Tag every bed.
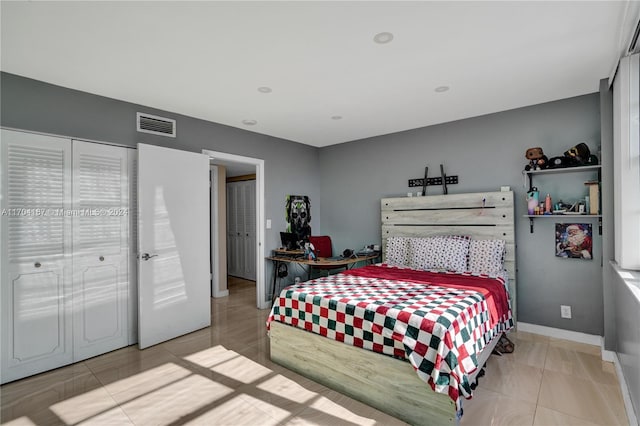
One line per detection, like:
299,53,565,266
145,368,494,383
267,191,515,425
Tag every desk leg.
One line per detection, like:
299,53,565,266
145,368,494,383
271,260,279,302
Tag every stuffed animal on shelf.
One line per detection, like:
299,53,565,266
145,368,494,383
548,142,599,169
524,147,548,171
563,142,591,167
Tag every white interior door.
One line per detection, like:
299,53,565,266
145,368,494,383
137,144,210,349
202,149,266,309
1,129,73,384
72,140,130,361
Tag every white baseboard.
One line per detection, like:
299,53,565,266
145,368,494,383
517,322,603,346
213,290,229,298
612,352,639,426
601,348,616,363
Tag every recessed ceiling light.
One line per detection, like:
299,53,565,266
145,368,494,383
242,119,257,126
257,86,272,93
331,116,343,120
373,32,394,44
434,86,450,93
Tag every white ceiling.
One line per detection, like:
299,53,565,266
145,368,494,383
1,1,637,148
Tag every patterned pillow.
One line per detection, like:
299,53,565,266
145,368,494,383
429,235,471,271
385,237,411,266
408,235,471,272
468,239,506,275
406,237,434,269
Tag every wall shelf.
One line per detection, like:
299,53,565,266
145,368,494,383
523,164,601,176
523,165,602,234
523,214,602,218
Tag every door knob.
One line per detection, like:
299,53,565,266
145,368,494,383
99,256,105,261
34,262,41,268
140,253,158,261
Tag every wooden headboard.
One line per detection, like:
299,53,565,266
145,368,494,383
381,191,516,324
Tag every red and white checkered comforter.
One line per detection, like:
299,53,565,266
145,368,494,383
267,264,513,409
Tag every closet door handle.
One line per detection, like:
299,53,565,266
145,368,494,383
140,253,158,261
34,262,41,268
99,256,105,262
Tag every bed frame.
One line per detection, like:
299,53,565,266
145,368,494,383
270,191,516,425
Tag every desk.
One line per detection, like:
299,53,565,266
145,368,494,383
267,253,379,302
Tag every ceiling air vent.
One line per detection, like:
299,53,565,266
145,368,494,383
137,112,176,137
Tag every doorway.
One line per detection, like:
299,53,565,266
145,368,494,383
203,149,266,310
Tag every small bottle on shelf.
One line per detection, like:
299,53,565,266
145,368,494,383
585,196,590,214
545,194,552,214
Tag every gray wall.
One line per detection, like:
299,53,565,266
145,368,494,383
1,72,321,304
319,94,604,335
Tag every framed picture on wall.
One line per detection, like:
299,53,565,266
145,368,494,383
285,195,311,246
555,223,592,260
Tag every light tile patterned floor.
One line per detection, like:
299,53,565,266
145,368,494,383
0,277,628,425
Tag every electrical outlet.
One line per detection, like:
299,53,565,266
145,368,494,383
560,305,572,319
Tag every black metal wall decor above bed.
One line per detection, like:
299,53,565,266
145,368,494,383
408,164,459,194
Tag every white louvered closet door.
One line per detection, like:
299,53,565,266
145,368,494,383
1,129,73,384
71,141,130,361
242,180,256,280
226,180,256,280
226,182,242,277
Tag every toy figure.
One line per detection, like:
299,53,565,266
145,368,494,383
524,147,548,171
304,242,316,261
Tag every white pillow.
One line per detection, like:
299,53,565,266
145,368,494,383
468,239,506,275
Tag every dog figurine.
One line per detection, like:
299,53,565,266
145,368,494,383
563,142,591,166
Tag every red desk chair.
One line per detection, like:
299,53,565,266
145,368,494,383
308,235,343,276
